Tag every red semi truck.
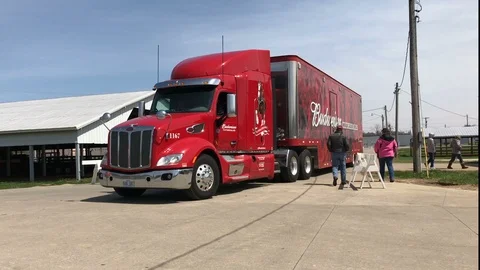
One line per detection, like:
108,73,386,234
98,49,362,200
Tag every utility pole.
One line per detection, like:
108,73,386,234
371,113,385,129
157,45,160,83
394,82,400,143
424,117,429,128
384,105,388,130
409,0,422,173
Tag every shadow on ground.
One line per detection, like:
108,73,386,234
80,167,340,204
465,161,478,168
81,181,272,204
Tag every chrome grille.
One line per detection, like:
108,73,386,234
110,126,154,169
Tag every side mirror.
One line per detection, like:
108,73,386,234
226,94,237,117
100,112,111,122
156,110,167,120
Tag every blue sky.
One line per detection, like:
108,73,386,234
0,0,478,131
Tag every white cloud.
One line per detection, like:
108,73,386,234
1,0,477,131
174,0,477,131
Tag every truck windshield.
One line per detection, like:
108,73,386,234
150,85,216,113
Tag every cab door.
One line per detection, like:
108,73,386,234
214,91,238,152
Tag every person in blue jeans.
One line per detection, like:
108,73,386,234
327,125,350,186
374,128,398,182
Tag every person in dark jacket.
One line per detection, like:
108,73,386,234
327,125,350,186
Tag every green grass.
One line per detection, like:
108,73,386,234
395,170,478,186
397,147,478,158
395,147,478,164
0,178,91,190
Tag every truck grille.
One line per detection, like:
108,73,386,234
109,126,154,169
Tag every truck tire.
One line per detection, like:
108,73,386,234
113,188,146,197
298,149,313,180
280,151,299,183
186,154,220,200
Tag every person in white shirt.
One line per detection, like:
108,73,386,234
426,133,436,169
448,136,468,169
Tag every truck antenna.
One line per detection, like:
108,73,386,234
221,35,224,86
157,44,160,83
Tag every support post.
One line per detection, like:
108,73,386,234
75,142,81,181
6,147,11,177
29,145,35,182
384,105,388,129
80,144,85,178
409,0,422,172
471,137,474,155
42,145,46,177
440,138,443,156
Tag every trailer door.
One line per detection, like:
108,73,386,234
329,91,338,132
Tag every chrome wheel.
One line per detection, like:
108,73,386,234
195,164,215,192
304,156,312,174
290,156,298,176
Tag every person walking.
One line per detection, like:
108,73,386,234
447,136,469,169
327,125,350,186
426,133,436,169
374,128,398,183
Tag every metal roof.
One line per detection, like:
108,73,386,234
424,126,478,138
0,91,154,134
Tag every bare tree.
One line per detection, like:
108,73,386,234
373,124,382,135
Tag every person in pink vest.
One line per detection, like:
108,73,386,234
374,128,398,182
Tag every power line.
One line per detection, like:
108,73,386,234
363,116,382,123
400,90,477,120
399,33,410,88
387,95,396,112
362,107,384,113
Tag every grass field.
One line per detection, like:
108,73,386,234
0,178,90,190
395,170,478,186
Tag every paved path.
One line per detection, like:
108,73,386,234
0,172,477,270
363,147,478,171
394,162,478,171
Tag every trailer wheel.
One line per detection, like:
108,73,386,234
298,149,312,180
280,151,299,183
186,154,220,200
113,188,146,197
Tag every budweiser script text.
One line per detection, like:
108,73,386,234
310,102,358,131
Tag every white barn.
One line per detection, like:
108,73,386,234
0,91,155,181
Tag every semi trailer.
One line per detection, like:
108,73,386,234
98,49,362,200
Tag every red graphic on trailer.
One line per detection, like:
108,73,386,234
253,81,270,145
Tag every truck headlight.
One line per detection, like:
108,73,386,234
101,154,107,167
157,154,183,166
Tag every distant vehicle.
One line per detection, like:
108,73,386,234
97,49,363,199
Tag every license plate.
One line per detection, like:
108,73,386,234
122,180,135,187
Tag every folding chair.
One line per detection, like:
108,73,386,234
348,153,386,189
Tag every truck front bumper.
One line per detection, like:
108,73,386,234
98,168,193,190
